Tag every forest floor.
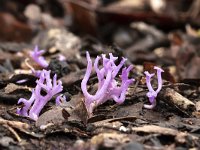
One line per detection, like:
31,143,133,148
0,0,200,150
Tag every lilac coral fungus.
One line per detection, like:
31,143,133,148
144,66,164,109
17,69,63,120
81,51,134,114
55,94,66,106
30,45,48,68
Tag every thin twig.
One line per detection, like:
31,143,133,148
3,124,22,142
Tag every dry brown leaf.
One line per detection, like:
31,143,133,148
132,125,198,143
36,106,65,127
90,133,131,148
0,12,32,42
195,101,200,112
4,83,31,94
61,69,87,86
36,94,88,127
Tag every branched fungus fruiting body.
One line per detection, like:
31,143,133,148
30,45,48,68
144,66,164,109
81,51,134,114
17,69,63,121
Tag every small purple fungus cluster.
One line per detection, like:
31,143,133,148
30,45,48,68
144,66,164,109
17,69,64,120
28,45,49,77
81,51,135,114
18,47,164,120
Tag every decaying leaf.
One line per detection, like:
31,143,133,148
132,125,198,144
90,133,131,148
0,136,15,147
4,83,31,94
61,69,87,87
36,106,66,127
36,93,88,127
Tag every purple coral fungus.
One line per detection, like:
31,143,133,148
30,45,48,68
55,94,67,106
81,51,134,114
144,66,164,109
17,69,63,120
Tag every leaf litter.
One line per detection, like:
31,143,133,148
0,0,200,149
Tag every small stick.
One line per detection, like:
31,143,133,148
3,125,22,142
25,58,34,71
0,118,30,129
159,88,195,114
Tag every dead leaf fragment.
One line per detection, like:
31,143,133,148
36,94,88,127
61,69,86,86
132,125,198,143
195,101,200,112
4,83,31,94
0,12,32,42
0,136,15,147
36,106,65,127
91,133,131,148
